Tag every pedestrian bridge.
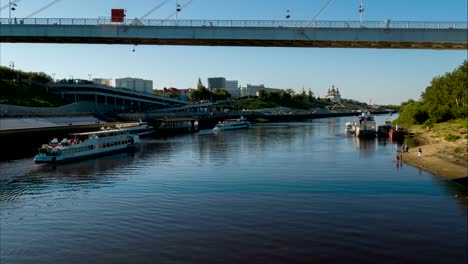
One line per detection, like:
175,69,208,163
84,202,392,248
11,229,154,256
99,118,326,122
0,18,467,50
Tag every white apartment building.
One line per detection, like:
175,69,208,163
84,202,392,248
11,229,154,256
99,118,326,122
115,77,153,94
240,84,282,97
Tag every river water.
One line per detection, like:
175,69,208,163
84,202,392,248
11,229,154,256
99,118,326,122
1,115,466,264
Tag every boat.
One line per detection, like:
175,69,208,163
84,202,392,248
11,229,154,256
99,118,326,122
355,111,376,138
213,116,250,131
33,128,140,164
377,119,393,137
344,120,357,134
115,121,154,136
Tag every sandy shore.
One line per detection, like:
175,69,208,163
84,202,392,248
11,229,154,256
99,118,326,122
402,145,467,180
401,123,467,181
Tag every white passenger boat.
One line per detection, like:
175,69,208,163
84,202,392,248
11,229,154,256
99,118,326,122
344,120,357,134
355,111,377,138
34,128,140,164
213,116,250,131
115,121,154,136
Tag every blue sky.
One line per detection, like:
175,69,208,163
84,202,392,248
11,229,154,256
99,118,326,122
1,0,467,105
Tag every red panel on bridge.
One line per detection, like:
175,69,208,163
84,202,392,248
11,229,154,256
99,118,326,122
111,9,125,22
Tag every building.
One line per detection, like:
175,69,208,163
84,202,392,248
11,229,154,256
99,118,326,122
240,84,282,97
225,80,240,97
115,77,153,94
240,84,264,97
325,85,342,103
207,77,226,91
161,87,193,100
92,78,112,86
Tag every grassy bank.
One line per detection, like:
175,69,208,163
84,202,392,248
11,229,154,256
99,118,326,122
0,79,64,107
402,118,467,180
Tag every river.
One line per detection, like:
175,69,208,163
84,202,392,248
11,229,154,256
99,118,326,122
0,115,466,264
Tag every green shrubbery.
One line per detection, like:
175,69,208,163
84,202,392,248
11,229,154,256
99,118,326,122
0,66,52,83
445,134,461,142
394,60,467,126
0,79,64,107
453,147,462,153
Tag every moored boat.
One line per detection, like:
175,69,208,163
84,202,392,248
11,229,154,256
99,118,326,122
355,111,376,138
377,119,393,137
115,121,154,136
213,116,250,131
344,120,357,134
33,128,140,164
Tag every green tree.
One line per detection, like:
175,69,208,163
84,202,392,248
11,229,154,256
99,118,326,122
308,89,314,102
395,60,467,125
257,89,267,100
213,89,231,101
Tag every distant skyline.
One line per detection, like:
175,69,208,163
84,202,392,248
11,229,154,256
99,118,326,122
1,0,467,104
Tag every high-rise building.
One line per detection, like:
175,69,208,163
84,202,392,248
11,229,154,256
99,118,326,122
115,77,153,94
207,77,226,91
225,80,240,97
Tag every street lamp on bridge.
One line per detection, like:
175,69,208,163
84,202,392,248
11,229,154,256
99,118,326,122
8,0,18,24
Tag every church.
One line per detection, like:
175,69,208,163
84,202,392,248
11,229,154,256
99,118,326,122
326,85,342,103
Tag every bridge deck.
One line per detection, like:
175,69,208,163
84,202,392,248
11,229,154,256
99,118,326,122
1,19,467,50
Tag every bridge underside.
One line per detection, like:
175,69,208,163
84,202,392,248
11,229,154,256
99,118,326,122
2,36,466,50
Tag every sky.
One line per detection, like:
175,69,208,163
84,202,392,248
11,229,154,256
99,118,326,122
0,0,467,105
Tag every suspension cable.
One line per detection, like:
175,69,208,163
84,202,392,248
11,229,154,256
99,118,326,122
140,0,171,19
307,0,335,25
25,0,62,18
0,0,21,12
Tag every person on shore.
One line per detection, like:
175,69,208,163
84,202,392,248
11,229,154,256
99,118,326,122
405,145,409,153
418,147,422,157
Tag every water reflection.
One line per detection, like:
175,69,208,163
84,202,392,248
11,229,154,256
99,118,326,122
1,116,467,264
353,137,376,158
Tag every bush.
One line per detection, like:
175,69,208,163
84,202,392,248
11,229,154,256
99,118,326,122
453,147,462,153
445,134,461,141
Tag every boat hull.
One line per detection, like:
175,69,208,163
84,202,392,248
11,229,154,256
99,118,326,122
356,128,376,138
213,119,250,131
213,124,250,131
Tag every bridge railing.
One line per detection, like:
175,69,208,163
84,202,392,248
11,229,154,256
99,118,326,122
1,18,467,29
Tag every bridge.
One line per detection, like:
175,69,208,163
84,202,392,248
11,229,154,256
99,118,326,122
1,18,467,50
47,81,191,112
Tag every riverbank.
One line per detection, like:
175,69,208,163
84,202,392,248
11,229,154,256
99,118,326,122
402,120,467,181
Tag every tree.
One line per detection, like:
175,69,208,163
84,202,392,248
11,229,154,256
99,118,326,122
395,60,467,125
308,89,314,102
257,89,267,100
213,89,231,101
